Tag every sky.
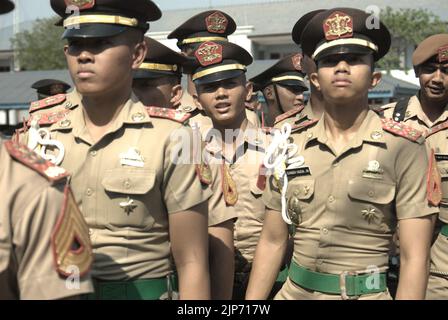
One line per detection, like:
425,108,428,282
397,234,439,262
0,0,285,25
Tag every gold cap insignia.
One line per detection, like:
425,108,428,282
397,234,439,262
205,11,228,34
195,41,223,67
323,11,354,41
438,45,448,63
64,0,95,10
292,53,303,71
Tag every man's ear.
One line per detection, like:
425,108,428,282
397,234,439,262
132,39,148,70
170,84,183,109
245,81,253,102
309,72,321,92
370,71,382,89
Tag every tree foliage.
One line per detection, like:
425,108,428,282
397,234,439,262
378,7,447,70
11,17,66,71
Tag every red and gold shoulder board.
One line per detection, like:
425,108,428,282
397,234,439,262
27,109,72,127
51,186,93,277
381,118,423,142
291,118,319,133
4,140,69,183
146,106,191,123
29,94,66,113
274,105,305,125
426,119,448,139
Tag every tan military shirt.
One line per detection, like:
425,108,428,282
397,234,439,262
19,91,212,281
0,140,93,299
383,94,448,223
263,110,438,273
204,121,270,266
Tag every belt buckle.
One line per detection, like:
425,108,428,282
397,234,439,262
339,271,360,300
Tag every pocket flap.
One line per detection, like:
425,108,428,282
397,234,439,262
348,178,395,204
288,179,315,200
102,168,155,195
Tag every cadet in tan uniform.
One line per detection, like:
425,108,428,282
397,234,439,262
0,0,92,301
31,79,71,100
18,0,212,300
184,40,287,299
247,8,439,300
0,138,93,299
251,54,308,128
381,34,448,299
169,10,261,129
133,37,188,109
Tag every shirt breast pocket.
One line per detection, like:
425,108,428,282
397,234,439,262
102,168,156,230
348,177,396,231
286,178,315,223
437,164,448,205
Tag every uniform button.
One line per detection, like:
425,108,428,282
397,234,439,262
89,229,93,236
370,131,383,140
59,119,71,127
90,150,97,157
86,188,93,196
307,133,313,139
322,228,329,235
328,195,335,203
317,259,323,265
368,190,375,197
132,112,145,122
333,161,339,167
123,180,131,189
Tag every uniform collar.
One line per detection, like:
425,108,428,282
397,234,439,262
305,110,386,150
404,93,448,127
51,91,151,142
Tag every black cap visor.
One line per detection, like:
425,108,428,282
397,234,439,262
62,23,141,39
275,80,308,91
193,69,245,86
0,1,14,14
315,44,375,61
133,69,180,80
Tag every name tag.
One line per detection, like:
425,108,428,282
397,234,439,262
435,154,448,162
286,166,311,177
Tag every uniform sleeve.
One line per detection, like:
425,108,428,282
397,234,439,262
262,174,282,211
13,185,93,299
395,140,439,220
162,125,213,214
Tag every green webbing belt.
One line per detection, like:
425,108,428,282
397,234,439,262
289,261,387,297
86,275,178,300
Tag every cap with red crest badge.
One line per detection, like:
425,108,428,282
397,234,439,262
50,0,161,39
183,41,253,86
300,7,391,62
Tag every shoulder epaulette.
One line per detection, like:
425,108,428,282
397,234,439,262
4,140,69,183
29,94,66,113
291,119,319,133
381,118,423,142
274,105,305,125
146,106,191,123
27,108,72,127
425,119,448,139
